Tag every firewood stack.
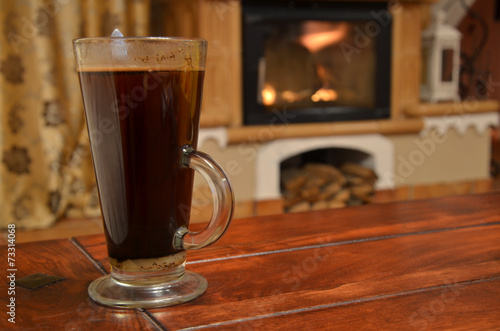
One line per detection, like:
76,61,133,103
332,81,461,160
281,162,377,213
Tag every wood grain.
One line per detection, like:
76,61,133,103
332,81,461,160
75,193,500,271
76,193,500,329
203,279,500,330
147,223,500,329
404,100,500,117
0,239,159,330
225,119,424,144
4,192,499,330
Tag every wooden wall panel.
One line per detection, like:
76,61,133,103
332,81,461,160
391,3,428,118
158,0,241,127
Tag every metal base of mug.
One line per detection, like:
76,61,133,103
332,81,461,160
88,270,208,309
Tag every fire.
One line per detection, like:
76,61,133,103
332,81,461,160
261,83,276,106
311,88,338,102
262,85,304,105
261,82,338,105
282,90,300,103
299,22,348,53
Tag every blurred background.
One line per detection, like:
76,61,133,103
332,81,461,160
0,0,499,242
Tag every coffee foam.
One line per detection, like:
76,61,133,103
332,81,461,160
109,251,187,272
77,66,204,73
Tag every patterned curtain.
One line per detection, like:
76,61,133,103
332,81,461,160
0,0,150,229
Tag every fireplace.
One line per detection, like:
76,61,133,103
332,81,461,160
254,134,394,203
242,0,392,125
157,0,499,219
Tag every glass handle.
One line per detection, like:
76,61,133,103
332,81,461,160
175,146,234,250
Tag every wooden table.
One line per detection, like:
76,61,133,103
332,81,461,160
2,193,500,330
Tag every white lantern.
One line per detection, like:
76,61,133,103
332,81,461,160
421,10,462,103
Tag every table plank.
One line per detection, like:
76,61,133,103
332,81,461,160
0,239,159,330
62,193,500,329
148,223,500,329
75,193,500,270
203,278,500,330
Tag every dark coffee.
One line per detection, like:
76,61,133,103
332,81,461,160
78,68,204,266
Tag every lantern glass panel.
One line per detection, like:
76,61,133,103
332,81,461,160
441,48,454,82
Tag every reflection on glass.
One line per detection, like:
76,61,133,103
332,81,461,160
260,20,376,110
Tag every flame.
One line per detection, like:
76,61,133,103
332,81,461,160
261,83,276,106
282,90,299,103
311,88,338,102
262,83,338,105
299,22,348,53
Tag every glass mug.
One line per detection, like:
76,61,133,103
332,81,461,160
73,36,234,308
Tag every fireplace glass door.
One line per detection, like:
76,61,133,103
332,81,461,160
243,1,392,125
